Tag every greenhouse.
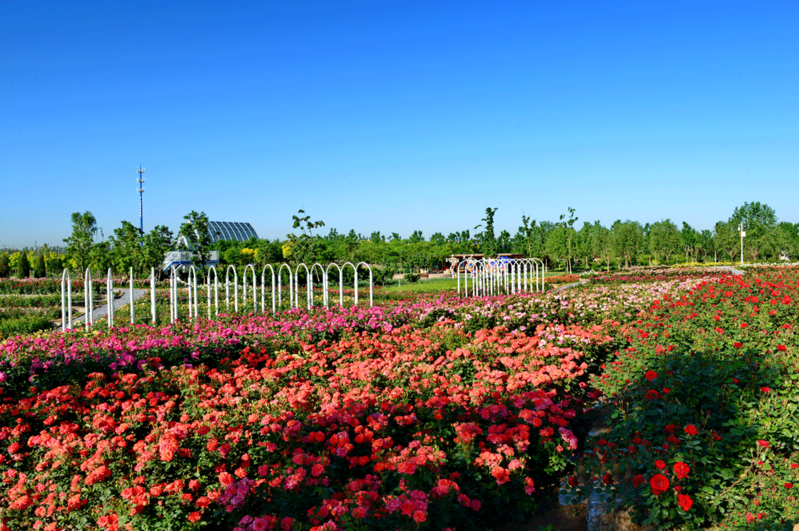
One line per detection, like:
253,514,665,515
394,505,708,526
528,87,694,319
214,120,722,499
206,221,259,243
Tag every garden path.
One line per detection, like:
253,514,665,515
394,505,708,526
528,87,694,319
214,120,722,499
60,288,149,330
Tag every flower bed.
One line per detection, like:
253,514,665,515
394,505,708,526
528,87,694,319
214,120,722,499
572,268,799,529
0,269,750,530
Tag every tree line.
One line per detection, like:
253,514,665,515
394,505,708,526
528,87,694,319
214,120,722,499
1,201,796,280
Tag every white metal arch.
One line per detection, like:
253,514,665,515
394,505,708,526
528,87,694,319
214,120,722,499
342,262,358,306
355,262,374,307
310,263,327,309
207,265,219,318
187,265,199,320
60,269,73,330
225,265,239,313
243,264,257,313
150,267,157,324
106,268,114,327
325,262,344,307
295,263,312,310
261,264,276,314
277,263,294,309
84,268,94,330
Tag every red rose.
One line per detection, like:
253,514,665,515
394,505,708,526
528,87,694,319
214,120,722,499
645,370,658,381
684,424,698,436
674,462,690,479
650,474,669,495
678,493,693,511
631,474,644,487
758,439,770,448
777,345,787,351
655,460,666,470
785,482,793,489
646,390,659,401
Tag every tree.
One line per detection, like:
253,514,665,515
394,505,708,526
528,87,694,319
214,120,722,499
0,253,9,278
681,222,699,263
475,207,498,257
408,230,424,244
610,220,644,268
16,252,30,279
729,202,778,262
110,221,143,276
557,207,578,273
284,210,325,265
714,221,739,262
517,215,537,257
648,219,683,263
545,226,569,270
33,253,46,278
141,225,174,279
177,211,215,268
64,211,98,273
775,222,799,260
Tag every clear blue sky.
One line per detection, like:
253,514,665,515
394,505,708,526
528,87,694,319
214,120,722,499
2,1,797,248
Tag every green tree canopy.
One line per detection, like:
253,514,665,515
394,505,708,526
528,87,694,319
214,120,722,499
64,211,98,273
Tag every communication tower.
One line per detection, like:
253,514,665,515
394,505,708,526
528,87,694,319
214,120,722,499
137,165,145,233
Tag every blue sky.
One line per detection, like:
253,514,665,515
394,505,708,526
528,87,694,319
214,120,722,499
2,1,797,248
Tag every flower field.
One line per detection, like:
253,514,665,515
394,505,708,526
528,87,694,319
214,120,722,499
3,267,799,530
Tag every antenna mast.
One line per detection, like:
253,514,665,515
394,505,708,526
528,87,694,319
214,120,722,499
137,165,145,233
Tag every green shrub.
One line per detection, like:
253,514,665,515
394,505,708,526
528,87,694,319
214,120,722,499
33,253,46,278
0,315,55,339
404,269,421,283
0,253,8,278
16,252,30,279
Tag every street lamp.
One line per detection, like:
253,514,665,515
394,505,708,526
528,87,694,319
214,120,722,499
738,223,746,266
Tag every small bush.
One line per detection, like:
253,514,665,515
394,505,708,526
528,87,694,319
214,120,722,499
404,270,421,283
0,253,8,278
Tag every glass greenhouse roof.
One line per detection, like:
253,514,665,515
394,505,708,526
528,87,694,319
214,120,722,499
207,221,259,243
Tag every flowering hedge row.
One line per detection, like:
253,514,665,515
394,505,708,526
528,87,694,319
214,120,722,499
573,269,799,530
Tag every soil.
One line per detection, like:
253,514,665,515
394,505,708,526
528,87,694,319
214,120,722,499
495,502,587,531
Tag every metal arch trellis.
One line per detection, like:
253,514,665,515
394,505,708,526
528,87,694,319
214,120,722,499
60,269,73,330
243,264,257,313
84,268,94,330
449,256,546,298
59,261,375,331
187,265,199,320
356,262,374,307
260,264,276,314
169,266,178,324
325,262,344,308
309,263,327,309
225,265,239,313
207,265,219,318
295,263,312,310
277,263,294,309
106,268,114,327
